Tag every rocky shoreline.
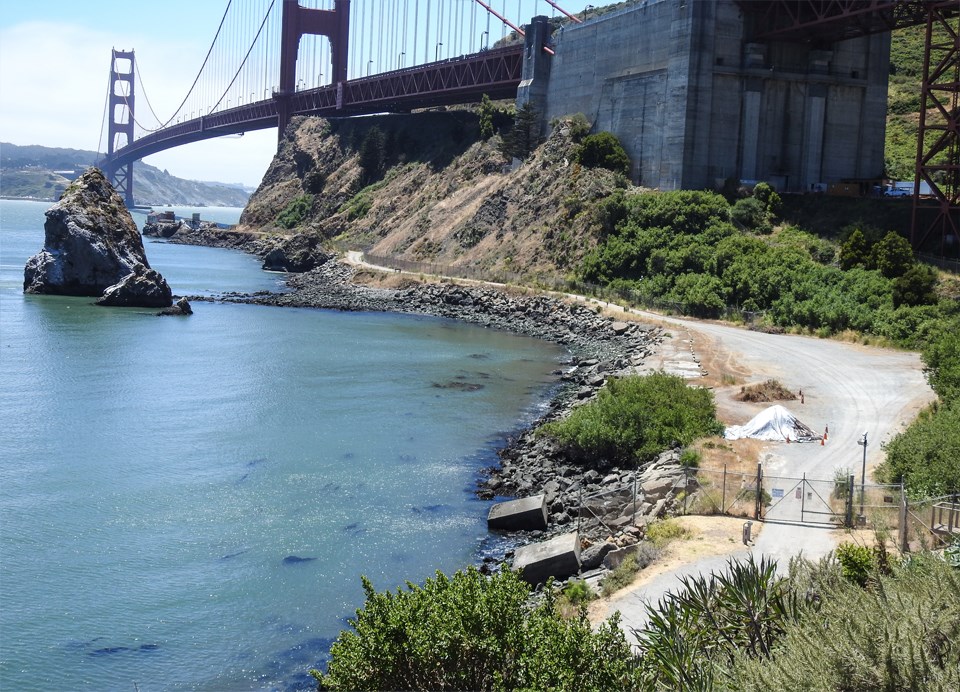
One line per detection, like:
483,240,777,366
213,258,696,576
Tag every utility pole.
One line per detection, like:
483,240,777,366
857,431,868,522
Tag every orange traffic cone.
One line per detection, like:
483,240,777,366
824,425,829,440
787,435,791,444
821,437,825,446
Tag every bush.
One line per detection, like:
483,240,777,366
276,194,313,229
731,197,771,233
835,543,875,586
574,132,630,175
647,519,691,548
893,262,938,307
539,372,724,467
317,566,642,691
923,317,960,404
870,230,915,278
878,401,960,495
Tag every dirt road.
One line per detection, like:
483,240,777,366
599,310,934,638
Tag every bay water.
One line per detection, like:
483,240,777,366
0,200,564,690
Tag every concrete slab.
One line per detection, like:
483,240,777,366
487,494,548,531
513,532,581,585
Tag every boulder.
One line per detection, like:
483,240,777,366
579,541,616,570
23,168,173,307
96,263,172,308
487,494,548,531
158,297,193,316
262,233,332,272
513,532,581,585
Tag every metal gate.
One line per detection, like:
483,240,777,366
761,471,854,527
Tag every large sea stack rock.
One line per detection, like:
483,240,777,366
261,233,332,272
23,168,173,308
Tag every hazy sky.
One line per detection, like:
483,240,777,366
0,0,596,188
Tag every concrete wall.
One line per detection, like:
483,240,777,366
535,0,890,193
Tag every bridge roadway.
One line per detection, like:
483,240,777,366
104,45,524,170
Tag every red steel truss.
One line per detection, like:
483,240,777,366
104,46,524,170
737,1,941,42
912,4,960,250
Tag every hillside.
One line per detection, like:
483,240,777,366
0,142,251,207
239,111,623,282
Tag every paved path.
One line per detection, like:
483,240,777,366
343,251,935,637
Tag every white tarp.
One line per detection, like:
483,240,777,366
724,404,821,443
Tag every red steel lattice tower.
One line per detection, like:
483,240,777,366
912,3,960,252
107,49,136,207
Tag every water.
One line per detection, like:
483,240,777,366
0,200,564,690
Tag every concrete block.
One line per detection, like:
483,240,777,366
487,494,548,531
513,532,581,585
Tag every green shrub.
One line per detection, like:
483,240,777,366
601,552,643,597
317,566,642,691
680,448,701,468
539,372,724,467
574,132,630,175
923,317,960,404
731,197,771,233
835,543,875,586
870,230,915,278
562,578,595,605
647,519,692,548
893,263,938,307
276,194,313,229
878,401,960,495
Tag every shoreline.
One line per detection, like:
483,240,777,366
197,253,695,572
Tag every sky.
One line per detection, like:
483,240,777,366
0,0,597,188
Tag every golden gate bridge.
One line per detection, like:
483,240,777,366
96,0,957,248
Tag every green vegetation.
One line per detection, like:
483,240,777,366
358,126,386,185
276,194,314,229
539,372,724,468
878,318,960,496
315,566,641,691
499,102,540,161
314,542,960,691
578,188,955,342
574,132,630,175
646,518,692,549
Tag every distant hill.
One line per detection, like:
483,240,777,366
0,142,252,208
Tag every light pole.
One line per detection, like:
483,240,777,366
857,431,868,521
479,30,488,51
435,42,443,62
397,52,405,69
367,59,373,76
583,4,594,20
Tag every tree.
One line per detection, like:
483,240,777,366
870,230,914,278
500,102,540,160
478,94,496,140
316,566,641,691
358,126,386,185
892,263,937,307
839,228,870,270
574,132,630,175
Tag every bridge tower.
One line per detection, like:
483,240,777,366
105,49,136,207
276,0,350,137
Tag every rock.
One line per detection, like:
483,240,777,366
24,168,168,304
487,494,548,531
158,297,193,316
513,532,581,585
602,544,640,570
96,263,173,308
579,541,615,570
611,321,630,335
262,233,332,272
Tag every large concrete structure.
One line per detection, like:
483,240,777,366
523,0,891,193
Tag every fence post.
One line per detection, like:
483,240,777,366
683,467,689,515
755,462,763,520
721,464,727,514
801,472,806,521
899,481,909,553
632,475,637,524
846,474,855,528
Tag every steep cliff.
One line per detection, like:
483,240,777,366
238,111,626,280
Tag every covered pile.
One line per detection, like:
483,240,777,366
724,405,821,443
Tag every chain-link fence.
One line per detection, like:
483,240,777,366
679,465,763,519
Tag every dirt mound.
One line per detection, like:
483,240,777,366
735,379,797,403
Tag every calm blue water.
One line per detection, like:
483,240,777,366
0,200,563,690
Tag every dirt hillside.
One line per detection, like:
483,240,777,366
237,110,628,281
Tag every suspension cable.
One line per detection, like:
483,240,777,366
96,70,111,159
208,0,276,113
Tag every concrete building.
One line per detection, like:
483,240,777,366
520,0,890,193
